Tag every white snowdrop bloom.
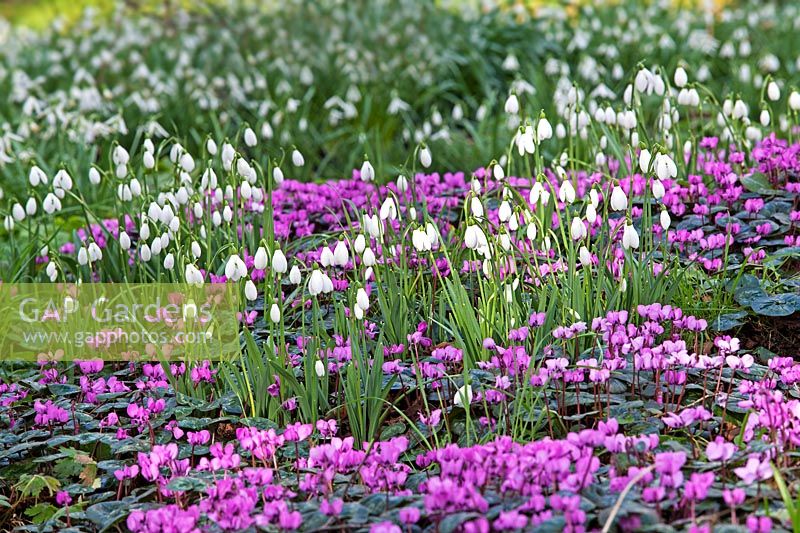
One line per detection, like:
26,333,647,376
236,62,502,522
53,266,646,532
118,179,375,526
179,152,195,173
504,93,519,114
163,253,175,270
140,244,152,262
529,182,544,205
140,222,151,241
652,179,666,199
25,197,37,216
767,81,780,102
113,145,129,166
3,216,13,232
585,203,597,224
320,246,335,267
236,158,252,179
225,254,248,281
89,167,101,185
29,166,47,187
150,236,162,256
272,249,288,274
261,122,273,140
559,180,576,204
221,143,235,171
191,241,201,259
732,99,748,120
185,263,203,285
610,186,628,211
244,280,258,301
321,272,334,293
240,180,252,200
12,203,25,222
206,138,217,155
119,231,131,250
360,159,375,182
129,178,142,197
639,149,652,173
362,247,376,267
88,242,102,265
222,205,233,223
379,197,397,220
622,223,640,249
43,193,60,214
570,217,587,241
46,261,57,282
289,265,302,285
169,217,180,233
412,228,431,252
270,166,284,186
419,146,432,168
53,169,72,191
426,222,439,248
254,246,268,270
674,66,688,88
634,68,653,93
244,127,257,147
77,247,88,265
315,359,326,377
654,153,677,180
789,91,800,111
470,196,484,218
498,201,512,223
454,384,473,408
356,287,369,311
354,234,366,254
537,117,553,141
143,151,155,169
269,303,281,324
396,175,409,193
143,139,155,154
579,246,592,268
291,149,304,167
464,226,480,250
192,202,203,219
515,125,535,155
492,163,505,181
760,109,771,127
660,209,671,230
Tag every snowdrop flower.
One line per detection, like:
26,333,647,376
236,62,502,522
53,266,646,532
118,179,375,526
470,196,484,218
579,246,592,268
292,149,304,167
419,145,432,168
379,197,397,220
254,246,268,270
360,159,375,182
660,209,671,230
504,93,519,114
179,152,195,173
143,151,155,169
272,249,288,274
320,246,335,267
29,166,47,187
272,166,284,186
269,303,281,324
362,247,376,267
537,117,553,141
654,153,677,180
559,180,576,204
315,359,325,377
529,181,544,205
674,66,687,88
412,228,431,252
585,203,597,224
760,109,770,127
639,148,652,173
225,254,247,281
356,288,369,311
454,384,473,408
191,241,201,259
185,264,203,285
289,265,302,285
498,201,512,223
652,179,666,199
77,247,88,265
3,216,13,232
119,231,131,250
12,203,25,222
140,244,152,262
112,145,129,166
206,138,217,155
333,240,349,267
25,197,37,216
163,253,175,270
43,193,61,214
244,280,258,301
622,223,640,249
353,234,366,254
570,217,587,241
53,169,72,191
396,175,409,193
515,125,535,155
610,186,627,211
767,81,780,101
492,163,505,181
244,127,257,147
789,91,800,111
89,167,101,185
46,261,57,282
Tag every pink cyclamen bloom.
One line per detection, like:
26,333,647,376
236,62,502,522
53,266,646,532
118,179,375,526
706,436,736,462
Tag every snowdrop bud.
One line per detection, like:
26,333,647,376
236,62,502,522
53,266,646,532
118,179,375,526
360,159,375,182
240,180,252,199
760,109,771,126
356,287,369,311
225,254,247,281
272,166,284,186
3,216,13,231
639,148,652,173
660,209,671,230
579,246,592,268
333,240,349,267
622,223,640,249
206,138,217,155
272,249,288,273
113,145,129,166
354,234,366,254
150,237,162,256
143,151,155,169
29,166,46,187
140,244,152,262
261,122,273,140
655,154,677,180
163,253,175,270
492,163,505,181
88,242,102,262
419,146,432,168
129,178,142,197
396,175,409,193
559,180,576,204
89,167,101,185
674,66,688,88
767,81,780,102
179,153,195,173
169,216,180,233
191,241,201,258
46,261,57,281
570,217,587,241
454,384,473,408
12,203,25,221
610,186,628,211
269,302,281,324
289,265,302,285
586,203,597,224
244,127,257,147
254,247,268,270
315,359,326,377
243,280,257,301
109,230,129,253
504,93,519,114
43,193,60,214
185,263,203,285
25,197,37,216
308,269,324,296
223,205,233,223
732,99,747,120
77,247,88,265
362,247,376,267
537,117,553,141
498,201,512,223
291,149,304,167
470,196,484,218
652,179,665,199
320,246,334,267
